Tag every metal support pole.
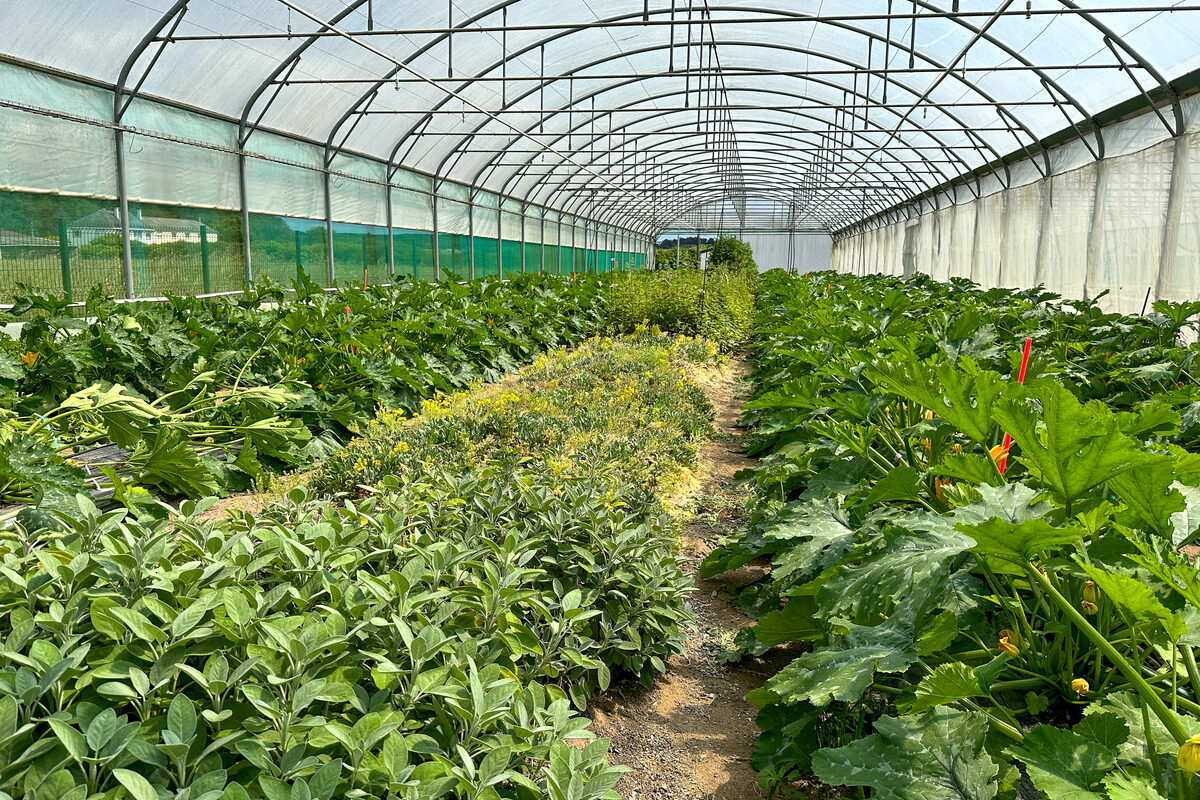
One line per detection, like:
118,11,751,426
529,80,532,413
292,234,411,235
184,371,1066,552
467,193,475,280
996,189,1013,287
1156,134,1189,308
385,183,396,278
520,203,527,273
361,231,369,285
1084,159,1109,302
239,152,253,285
432,187,441,281
539,213,545,273
676,234,681,268
1033,177,1053,288
58,218,72,303
571,217,577,273
295,229,304,279
200,224,211,294
324,169,336,286
114,127,135,299
497,203,504,278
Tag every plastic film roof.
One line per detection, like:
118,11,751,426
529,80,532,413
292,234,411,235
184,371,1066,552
4,1,1200,234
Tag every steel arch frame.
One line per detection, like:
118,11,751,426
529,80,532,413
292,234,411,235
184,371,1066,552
525,126,936,230
373,4,1065,192
110,0,1191,246
463,59,998,195
486,86,981,220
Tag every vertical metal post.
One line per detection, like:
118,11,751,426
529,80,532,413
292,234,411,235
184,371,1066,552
200,224,211,294
571,217,577,273
467,193,475,280
361,231,369,284
497,203,504,278
432,189,441,281
411,231,418,281
58,219,73,303
995,191,1013,287
114,127,135,299
323,169,335,286
520,203,527,273
968,194,985,285
1033,178,1052,288
1084,160,1108,302
1156,134,1189,307
675,233,681,268
239,152,253,285
295,229,304,279
539,212,545,273
385,183,396,278
558,217,564,274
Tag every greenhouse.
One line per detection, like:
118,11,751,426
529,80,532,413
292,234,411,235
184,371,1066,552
6,3,1200,800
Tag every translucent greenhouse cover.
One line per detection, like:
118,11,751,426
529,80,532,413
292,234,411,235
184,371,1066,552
2,1,1200,232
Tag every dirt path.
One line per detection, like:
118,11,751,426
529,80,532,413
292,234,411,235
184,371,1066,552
589,355,776,800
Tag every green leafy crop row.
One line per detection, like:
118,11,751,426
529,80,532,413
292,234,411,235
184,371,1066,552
0,273,608,511
706,270,1200,799
0,333,716,800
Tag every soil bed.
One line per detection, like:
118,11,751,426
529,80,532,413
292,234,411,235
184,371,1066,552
588,355,778,800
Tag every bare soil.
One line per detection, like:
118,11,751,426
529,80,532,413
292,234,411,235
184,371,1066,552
196,492,276,521
588,355,781,800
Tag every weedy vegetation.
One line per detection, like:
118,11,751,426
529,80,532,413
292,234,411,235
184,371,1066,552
608,237,757,351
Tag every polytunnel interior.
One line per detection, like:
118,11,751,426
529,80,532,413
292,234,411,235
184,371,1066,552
2,2,1200,303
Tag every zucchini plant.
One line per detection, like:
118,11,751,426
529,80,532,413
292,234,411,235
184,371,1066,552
710,270,1200,799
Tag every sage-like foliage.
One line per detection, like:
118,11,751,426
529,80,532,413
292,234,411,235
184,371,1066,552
0,469,688,799
0,333,717,799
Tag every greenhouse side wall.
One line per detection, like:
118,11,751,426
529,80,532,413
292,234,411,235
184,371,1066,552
0,62,650,303
830,96,1200,315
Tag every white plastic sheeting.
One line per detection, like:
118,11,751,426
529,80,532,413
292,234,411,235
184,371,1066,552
832,91,1200,313
0,58,649,288
739,233,833,273
4,2,1200,234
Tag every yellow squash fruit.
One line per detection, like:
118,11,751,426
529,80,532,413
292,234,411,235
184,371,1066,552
1178,734,1200,779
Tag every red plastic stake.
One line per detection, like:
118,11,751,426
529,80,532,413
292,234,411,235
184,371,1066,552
363,269,368,289
997,337,1033,475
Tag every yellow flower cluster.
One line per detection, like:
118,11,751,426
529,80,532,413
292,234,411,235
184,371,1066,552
390,440,411,455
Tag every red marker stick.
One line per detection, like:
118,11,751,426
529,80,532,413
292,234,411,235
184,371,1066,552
997,337,1033,475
